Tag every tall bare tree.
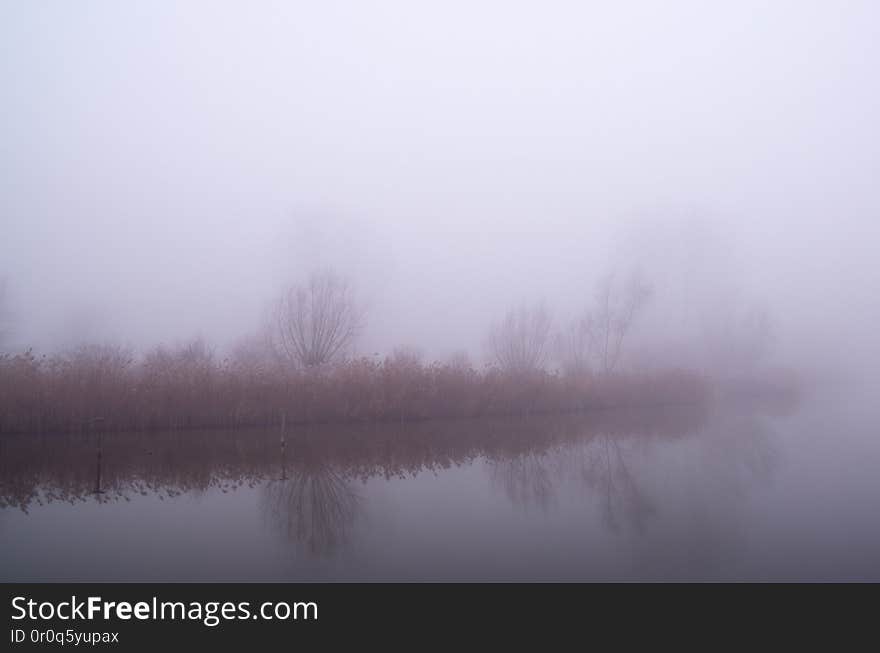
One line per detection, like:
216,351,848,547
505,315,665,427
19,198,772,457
556,312,595,377
487,304,553,373
591,272,653,374
0,278,11,349
270,270,363,368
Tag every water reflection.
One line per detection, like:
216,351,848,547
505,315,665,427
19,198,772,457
713,413,780,487
261,439,362,556
489,452,558,512
0,400,796,564
486,400,788,539
579,433,656,534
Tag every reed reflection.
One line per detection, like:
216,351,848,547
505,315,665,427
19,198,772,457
1,402,746,553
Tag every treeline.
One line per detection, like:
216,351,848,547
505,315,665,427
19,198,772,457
0,343,710,435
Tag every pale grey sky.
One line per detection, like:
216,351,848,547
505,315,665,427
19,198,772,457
2,1,878,370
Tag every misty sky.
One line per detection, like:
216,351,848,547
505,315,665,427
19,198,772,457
2,1,878,369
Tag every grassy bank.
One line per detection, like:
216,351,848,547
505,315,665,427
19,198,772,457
0,346,711,434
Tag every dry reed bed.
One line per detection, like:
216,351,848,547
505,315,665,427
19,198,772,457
0,345,711,435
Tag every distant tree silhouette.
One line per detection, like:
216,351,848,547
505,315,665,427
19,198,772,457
591,272,653,374
487,304,553,373
556,312,595,377
0,278,11,349
270,270,363,368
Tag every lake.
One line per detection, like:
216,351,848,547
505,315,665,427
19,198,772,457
2,385,878,581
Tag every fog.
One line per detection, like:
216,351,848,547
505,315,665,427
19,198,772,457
2,1,879,376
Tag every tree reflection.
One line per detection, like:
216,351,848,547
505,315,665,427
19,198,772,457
578,434,655,534
482,404,784,542
3,402,774,555
261,457,361,557
489,451,557,512
698,411,781,497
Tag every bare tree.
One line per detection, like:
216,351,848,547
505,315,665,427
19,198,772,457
270,270,363,368
0,278,12,349
591,272,653,374
487,304,553,373
556,312,595,377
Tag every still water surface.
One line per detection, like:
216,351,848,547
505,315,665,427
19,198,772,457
2,387,878,581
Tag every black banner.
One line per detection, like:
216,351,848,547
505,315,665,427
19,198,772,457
2,583,874,649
